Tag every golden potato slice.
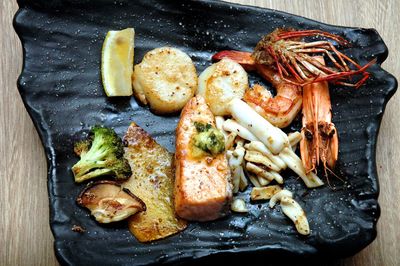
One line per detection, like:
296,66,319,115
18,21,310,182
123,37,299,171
122,123,187,242
197,58,248,116
132,47,197,114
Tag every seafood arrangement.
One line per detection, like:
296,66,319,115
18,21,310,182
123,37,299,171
72,27,373,240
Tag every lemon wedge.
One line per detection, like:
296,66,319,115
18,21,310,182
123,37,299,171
101,28,135,97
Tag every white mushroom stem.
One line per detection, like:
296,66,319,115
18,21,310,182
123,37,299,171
239,167,248,192
245,141,287,170
244,150,280,172
245,161,283,185
250,185,282,201
235,137,245,148
257,175,270,186
228,99,290,154
230,170,240,193
262,170,281,184
269,189,293,208
215,116,228,139
225,132,237,150
246,162,274,182
269,171,284,184
267,189,311,236
234,146,244,156
288,131,302,147
280,196,310,235
231,198,249,213
248,174,261,187
228,146,245,193
278,147,324,188
288,131,302,151
223,119,258,142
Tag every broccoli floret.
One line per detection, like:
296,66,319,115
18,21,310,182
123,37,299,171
71,126,132,183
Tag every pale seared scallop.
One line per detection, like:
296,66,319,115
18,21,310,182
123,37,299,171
132,47,198,114
197,58,248,116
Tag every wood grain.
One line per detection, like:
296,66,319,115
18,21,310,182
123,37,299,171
1,0,399,265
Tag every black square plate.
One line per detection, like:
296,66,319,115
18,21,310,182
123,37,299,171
13,0,397,265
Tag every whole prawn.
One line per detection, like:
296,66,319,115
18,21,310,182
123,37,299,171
300,56,338,174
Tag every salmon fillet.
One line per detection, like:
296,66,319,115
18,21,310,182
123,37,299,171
175,96,232,221
123,123,187,242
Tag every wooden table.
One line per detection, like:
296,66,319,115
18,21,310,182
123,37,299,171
1,0,399,265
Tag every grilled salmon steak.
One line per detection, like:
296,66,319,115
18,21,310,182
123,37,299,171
175,96,232,221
